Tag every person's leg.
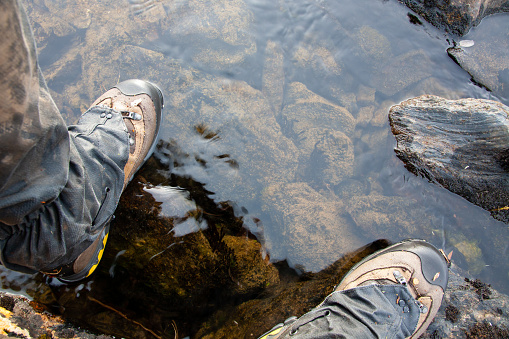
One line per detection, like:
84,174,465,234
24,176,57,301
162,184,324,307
260,239,450,339
0,0,69,226
0,0,162,281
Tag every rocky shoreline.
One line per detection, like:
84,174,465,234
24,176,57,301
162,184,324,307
0,292,112,338
1,265,509,338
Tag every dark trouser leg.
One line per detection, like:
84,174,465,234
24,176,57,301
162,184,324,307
276,284,419,339
0,0,129,273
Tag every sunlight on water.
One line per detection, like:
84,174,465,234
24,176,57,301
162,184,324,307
144,185,209,236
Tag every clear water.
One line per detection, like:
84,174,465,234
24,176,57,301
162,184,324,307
3,0,509,336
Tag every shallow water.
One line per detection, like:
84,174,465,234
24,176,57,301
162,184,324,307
3,0,509,336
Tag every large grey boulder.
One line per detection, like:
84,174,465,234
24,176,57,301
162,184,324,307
389,95,509,223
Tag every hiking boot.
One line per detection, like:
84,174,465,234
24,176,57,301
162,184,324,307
53,79,163,283
335,239,450,338
91,79,164,187
259,239,450,339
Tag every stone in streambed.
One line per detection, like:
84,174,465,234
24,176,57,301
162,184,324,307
282,82,355,138
401,0,509,35
447,21,509,103
389,95,509,222
261,182,364,272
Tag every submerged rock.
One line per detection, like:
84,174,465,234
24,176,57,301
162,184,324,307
261,182,364,272
401,0,509,35
195,240,392,339
282,82,356,139
10,171,283,339
354,25,393,64
158,0,257,71
262,40,285,114
371,49,432,97
389,95,509,222
306,130,355,186
345,195,438,240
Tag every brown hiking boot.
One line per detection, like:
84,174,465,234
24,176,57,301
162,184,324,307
259,239,450,339
335,239,450,338
92,79,164,187
53,79,163,283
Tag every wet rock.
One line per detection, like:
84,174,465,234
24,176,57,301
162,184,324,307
356,105,376,127
282,82,356,139
306,130,355,186
262,40,285,114
449,236,486,275
10,173,283,338
423,267,509,338
167,75,299,189
333,178,372,199
284,10,354,106
372,100,395,127
411,77,466,101
261,182,364,272
223,235,280,294
401,0,509,35
294,129,355,187
359,127,391,151
447,21,509,104
0,292,111,338
291,41,342,78
389,95,509,222
354,26,392,64
130,1,167,23
25,0,165,120
371,49,432,97
27,0,91,39
26,0,257,118
351,26,432,98
345,195,438,240
159,0,257,71
356,85,377,106
109,43,300,205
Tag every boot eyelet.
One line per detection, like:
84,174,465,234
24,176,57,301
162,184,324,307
324,310,331,316
289,328,298,336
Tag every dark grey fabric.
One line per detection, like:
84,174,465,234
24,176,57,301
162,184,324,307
0,0,129,273
278,284,420,339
